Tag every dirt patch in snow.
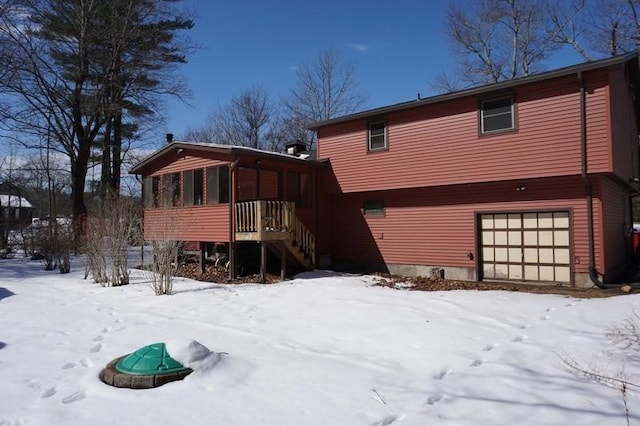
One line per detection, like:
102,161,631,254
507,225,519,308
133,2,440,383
371,273,631,298
174,263,282,284
173,263,631,298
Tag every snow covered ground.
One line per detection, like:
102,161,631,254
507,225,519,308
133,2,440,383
1,254,639,425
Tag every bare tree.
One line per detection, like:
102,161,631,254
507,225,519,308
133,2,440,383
284,48,368,149
442,0,560,89
219,86,272,149
580,0,640,57
0,0,194,235
185,85,285,151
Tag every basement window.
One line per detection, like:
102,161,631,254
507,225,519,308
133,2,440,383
480,96,515,134
368,121,387,151
363,200,385,216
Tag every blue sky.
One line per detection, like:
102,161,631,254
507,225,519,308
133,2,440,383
164,0,453,138
163,0,586,140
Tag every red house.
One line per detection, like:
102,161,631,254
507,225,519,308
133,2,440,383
131,53,640,287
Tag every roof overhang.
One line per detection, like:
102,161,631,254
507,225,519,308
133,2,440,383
129,142,324,175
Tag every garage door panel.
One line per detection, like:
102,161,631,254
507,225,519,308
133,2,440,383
483,247,494,261
495,231,508,245
538,212,553,228
524,265,539,280
554,212,569,228
539,265,555,281
555,248,570,264
524,231,537,246
495,263,508,278
508,231,521,245
554,230,569,246
524,248,538,263
539,230,553,246
480,211,571,284
555,266,571,282
508,248,521,262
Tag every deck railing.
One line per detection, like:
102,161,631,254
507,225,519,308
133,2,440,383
235,200,315,266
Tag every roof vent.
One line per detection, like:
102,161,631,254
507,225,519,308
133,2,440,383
166,133,174,144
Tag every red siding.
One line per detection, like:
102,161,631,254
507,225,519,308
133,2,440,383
609,66,639,182
140,148,320,244
599,176,629,275
318,70,611,194
329,176,599,275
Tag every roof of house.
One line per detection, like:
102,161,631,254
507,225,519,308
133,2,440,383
129,141,323,175
0,194,32,208
308,52,640,130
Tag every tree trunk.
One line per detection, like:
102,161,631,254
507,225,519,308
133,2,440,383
111,113,122,194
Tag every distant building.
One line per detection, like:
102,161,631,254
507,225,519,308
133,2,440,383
0,194,33,227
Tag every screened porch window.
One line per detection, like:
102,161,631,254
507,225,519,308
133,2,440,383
162,173,181,207
183,169,204,206
206,165,230,204
144,176,160,208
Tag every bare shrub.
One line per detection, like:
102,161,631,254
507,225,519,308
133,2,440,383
146,239,183,295
561,312,640,424
83,197,141,286
31,219,73,273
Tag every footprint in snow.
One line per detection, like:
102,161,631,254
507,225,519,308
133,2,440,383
482,343,499,351
546,307,556,312
470,359,484,367
90,344,102,353
41,387,56,399
373,413,405,426
62,391,86,404
519,324,531,330
565,302,575,307
540,315,551,321
93,335,104,342
61,362,76,370
426,393,444,405
513,335,528,343
433,367,453,380
26,380,41,390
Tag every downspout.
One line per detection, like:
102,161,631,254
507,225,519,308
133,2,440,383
579,71,606,288
228,158,239,281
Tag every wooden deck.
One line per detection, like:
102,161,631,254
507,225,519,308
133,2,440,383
235,200,315,268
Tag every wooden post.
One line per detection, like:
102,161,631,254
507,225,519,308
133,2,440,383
260,241,267,283
199,242,205,275
280,240,286,280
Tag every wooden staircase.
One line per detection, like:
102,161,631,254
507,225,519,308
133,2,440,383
235,201,315,269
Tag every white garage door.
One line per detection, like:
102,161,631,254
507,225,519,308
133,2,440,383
480,212,571,283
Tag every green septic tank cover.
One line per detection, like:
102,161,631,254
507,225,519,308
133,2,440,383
115,343,191,375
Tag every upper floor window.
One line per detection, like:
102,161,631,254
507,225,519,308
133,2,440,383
183,169,204,206
480,96,514,134
368,120,387,151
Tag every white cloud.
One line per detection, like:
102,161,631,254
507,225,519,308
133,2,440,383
349,43,369,52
